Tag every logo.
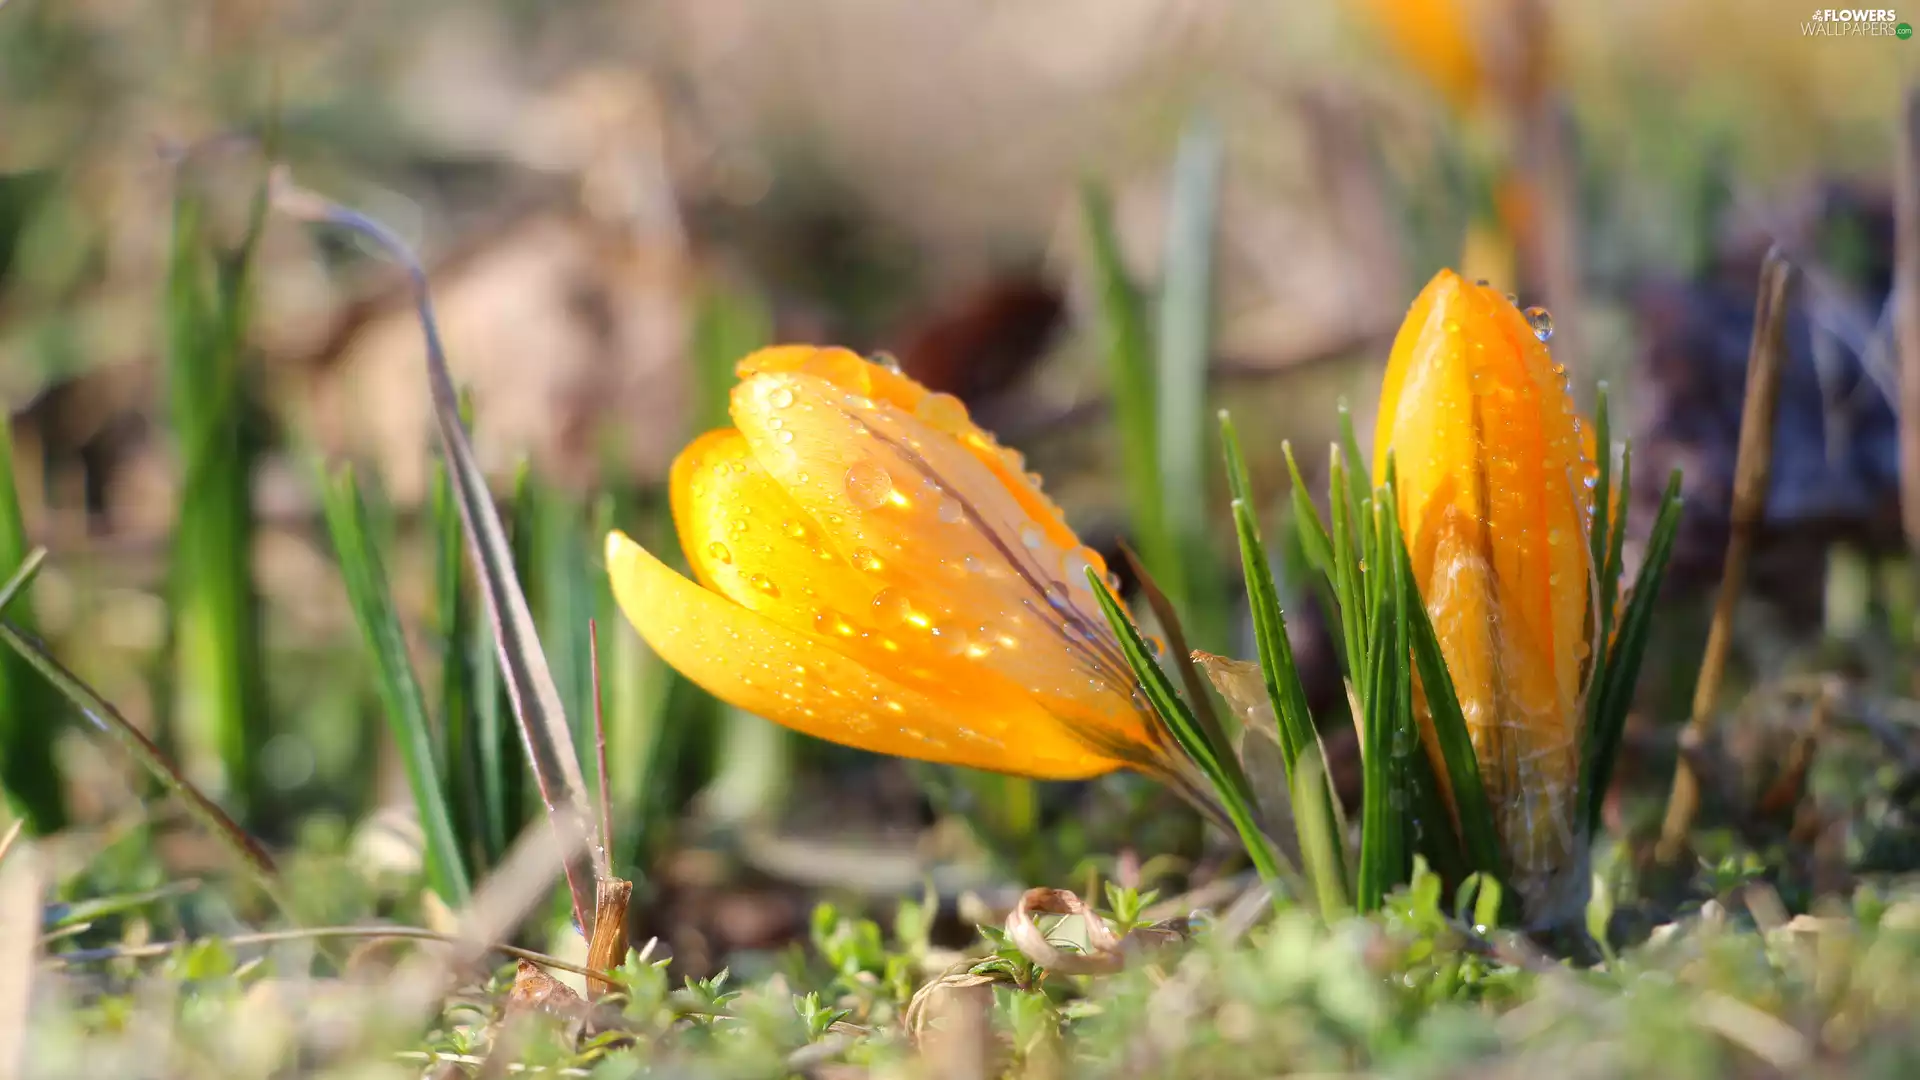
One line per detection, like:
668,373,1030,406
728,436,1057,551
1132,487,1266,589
1803,7,1906,33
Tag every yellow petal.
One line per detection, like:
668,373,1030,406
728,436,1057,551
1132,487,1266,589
722,350,1154,762
1373,269,1592,913
604,530,1120,779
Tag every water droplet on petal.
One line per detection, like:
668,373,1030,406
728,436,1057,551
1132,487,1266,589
750,573,780,597
963,554,985,574
1525,306,1554,342
930,624,968,656
845,461,893,509
777,430,795,444
707,541,732,565
1044,583,1071,611
784,520,808,540
872,587,913,626
769,386,795,409
727,518,749,538
915,392,970,433
1020,524,1044,549
937,497,963,524
851,547,884,573
1063,546,1099,590
868,350,904,374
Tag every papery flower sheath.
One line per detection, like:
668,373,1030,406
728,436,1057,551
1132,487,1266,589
606,346,1178,782
1374,269,1596,919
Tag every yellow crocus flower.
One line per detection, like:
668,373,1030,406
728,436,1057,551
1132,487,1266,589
1374,269,1594,919
606,346,1182,785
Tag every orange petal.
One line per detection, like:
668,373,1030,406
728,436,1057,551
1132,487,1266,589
605,530,1121,779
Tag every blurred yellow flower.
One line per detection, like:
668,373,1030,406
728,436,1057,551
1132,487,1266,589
1357,0,1487,112
606,346,1174,782
1373,269,1594,918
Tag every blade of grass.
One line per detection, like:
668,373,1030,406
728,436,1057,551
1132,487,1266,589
1083,182,1183,606
274,178,600,931
165,182,268,817
1657,249,1791,863
430,453,495,875
1218,415,1336,788
0,413,62,833
1584,469,1685,833
691,281,791,826
319,462,472,907
1157,113,1227,646
0,618,282,902
1386,458,1505,883
1117,542,1227,750
1585,385,1616,702
1086,570,1298,911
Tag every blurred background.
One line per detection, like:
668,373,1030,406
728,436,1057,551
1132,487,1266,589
1,0,1916,974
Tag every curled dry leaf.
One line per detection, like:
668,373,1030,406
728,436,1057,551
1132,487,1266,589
1193,651,1298,845
507,960,588,1023
1005,887,1126,976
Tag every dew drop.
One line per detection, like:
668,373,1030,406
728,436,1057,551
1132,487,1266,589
868,350,904,374
801,350,873,393
916,392,970,432
930,624,968,657
1063,546,1099,590
727,518,748,539
851,547,884,573
1574,640,1591,660
1020,524,1045,549
777,430,795,444
750,573,780,597
1443,318,1462,334
963,554,985,574
845,461,894,509
707,541,732,565
937,497,964,524
766,417,783,430
1044,583,1071,611
769,386,796,409
872,587,913,626
784,520,808,541
1525,306,1555,342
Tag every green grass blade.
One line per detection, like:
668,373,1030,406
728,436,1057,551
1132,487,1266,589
1327,447,1366,683
0,598,285,914
1218,417,1318,767
1290,746,1351,917
430,456,491,874
690,281,791,827
1587,387,1615,682
1354,529,1399,913
1157,113,1225,644
1584,467,1684,831
319,463,472,907
165,187,268,817
0,416,63,833
1386,459,1505,883
1082,182,1181,605
1282,441,1335,580
1085,570,1296,909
